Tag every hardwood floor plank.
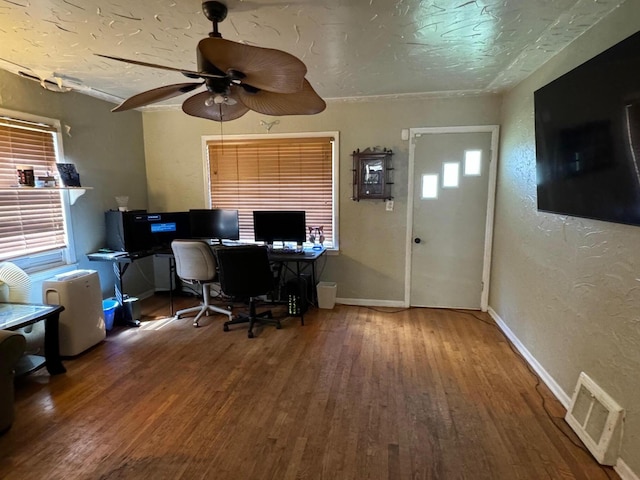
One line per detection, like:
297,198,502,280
0,297,619,480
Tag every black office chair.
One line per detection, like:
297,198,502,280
215,245,281,338
171,239,232,327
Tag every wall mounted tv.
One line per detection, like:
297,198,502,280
534,29,640,227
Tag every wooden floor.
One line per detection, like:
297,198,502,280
1,295,618,480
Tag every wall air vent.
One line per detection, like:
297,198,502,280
565,372,624,465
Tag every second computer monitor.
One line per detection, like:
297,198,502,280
253,210,306,245
189,209,240,242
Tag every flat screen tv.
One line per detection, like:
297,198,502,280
253,210,306,245
534,29,640,227
189,209,240,242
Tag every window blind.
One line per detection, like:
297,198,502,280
207,137,334,246
0,121,66,260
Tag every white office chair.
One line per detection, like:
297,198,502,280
170,240,232,327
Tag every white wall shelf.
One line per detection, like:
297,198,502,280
2,186,93,205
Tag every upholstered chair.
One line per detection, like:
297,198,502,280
0,330,26,434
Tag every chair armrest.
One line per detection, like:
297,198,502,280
0,330,26,374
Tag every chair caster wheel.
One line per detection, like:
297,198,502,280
248,331,254,338
223,324,229,332
276,323,282,329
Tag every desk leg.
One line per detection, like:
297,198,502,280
113,261,124,305
168,256,175,316
43,313,66,375
113,262,140,327
297,261,305,326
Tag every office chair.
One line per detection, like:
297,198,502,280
215,245,281,338
170,240,232,327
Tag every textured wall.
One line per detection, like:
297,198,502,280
491,2,640,474
0,69,149,298
142,94,501,302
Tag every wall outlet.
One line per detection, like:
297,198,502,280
386,200,394,211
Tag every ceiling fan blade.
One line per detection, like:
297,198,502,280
95,54,224,79
112,82,204,112
237,79,326,116
198,38,307,94
182,91,250,121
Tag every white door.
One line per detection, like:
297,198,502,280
407,127,498,309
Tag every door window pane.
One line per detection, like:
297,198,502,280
443,162,460,188
464,150,482,176
422,174,438,199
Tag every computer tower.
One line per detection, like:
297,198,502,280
286,273,312,315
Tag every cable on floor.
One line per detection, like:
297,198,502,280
449,308,616,480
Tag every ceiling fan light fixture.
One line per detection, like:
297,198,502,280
101,0,325,121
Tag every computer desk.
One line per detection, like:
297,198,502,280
267,246,327,325
86,250,155,326
87,244,327,327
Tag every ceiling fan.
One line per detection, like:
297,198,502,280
96,1,326,121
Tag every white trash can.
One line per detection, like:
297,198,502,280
316,281,337,309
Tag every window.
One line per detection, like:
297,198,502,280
0,110,73,272
205,133,338,249
442,162,460,188
464,149,482,176
422,174,439,199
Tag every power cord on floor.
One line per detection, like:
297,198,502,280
362,306,415,314
448,308,616,480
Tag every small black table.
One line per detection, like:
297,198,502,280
0,302,66,376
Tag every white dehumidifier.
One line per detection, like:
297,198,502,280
42,269,106,356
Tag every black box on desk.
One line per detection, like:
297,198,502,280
105,210,148,252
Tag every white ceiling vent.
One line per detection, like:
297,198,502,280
565,372,624,466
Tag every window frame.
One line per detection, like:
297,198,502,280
201,131,340,251
0,108,76,273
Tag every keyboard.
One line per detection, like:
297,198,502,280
271,247,304,255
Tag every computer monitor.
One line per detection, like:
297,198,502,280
189,209,240,242
139,211,190,251
253,210,306,245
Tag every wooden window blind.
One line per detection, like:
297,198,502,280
0,118,66,261
207,136,334,246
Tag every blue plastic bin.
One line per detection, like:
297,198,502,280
102,298,119,331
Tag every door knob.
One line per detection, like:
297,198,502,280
414,237,421,244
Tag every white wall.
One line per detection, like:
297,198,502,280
491,2,640,475
142,94,501,303
0,69,149,299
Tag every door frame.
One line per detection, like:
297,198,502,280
404,125,500,311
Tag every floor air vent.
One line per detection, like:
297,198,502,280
565,372,624,465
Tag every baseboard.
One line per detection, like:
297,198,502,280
137,289,156,300
487,307,571,408
616,459,640,480
335,297,406,308
488,306,639,480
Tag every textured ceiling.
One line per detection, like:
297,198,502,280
0,0,625,109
